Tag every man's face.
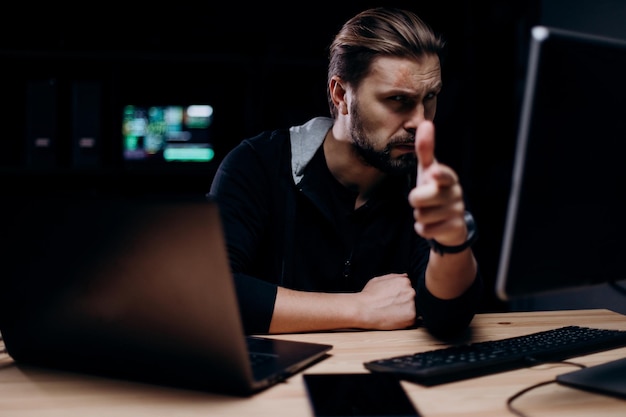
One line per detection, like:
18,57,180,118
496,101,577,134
348,55,442,174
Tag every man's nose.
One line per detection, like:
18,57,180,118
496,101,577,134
404,105,426,131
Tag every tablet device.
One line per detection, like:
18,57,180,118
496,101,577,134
303,373,421,417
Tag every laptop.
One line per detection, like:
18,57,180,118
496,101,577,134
0,191,331,396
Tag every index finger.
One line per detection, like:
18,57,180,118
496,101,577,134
415,120,436,169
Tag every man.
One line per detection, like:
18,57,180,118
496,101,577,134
208,7,482,338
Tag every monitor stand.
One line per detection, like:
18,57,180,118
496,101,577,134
556,357,626,399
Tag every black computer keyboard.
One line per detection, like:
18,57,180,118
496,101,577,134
364,325,626,386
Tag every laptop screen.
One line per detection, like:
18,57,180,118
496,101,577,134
496,26,626,301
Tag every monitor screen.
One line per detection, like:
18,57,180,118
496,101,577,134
495,26,626,301
122,103,215,168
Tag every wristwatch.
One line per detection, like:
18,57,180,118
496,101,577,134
428,211,478,255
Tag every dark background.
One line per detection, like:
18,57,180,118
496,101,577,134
1,1,624,312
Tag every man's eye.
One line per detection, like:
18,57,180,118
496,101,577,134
390,96,414,106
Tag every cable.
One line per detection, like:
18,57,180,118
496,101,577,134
505,360,586,417
506,379,556,417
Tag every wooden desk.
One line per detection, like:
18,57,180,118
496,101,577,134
1,309,625,416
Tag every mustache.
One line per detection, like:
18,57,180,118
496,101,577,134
388,136,415,146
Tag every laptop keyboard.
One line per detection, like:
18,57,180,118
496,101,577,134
249,352,274,367
246,336,277,367
364,325,626,385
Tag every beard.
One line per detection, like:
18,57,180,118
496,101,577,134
349,101,417,175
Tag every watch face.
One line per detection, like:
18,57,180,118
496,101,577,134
464,211,478,240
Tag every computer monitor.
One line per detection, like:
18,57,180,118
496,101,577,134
495,26,626,302
121,103,216,169
113,53,247,179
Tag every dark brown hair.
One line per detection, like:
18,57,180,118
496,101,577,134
327,7,445,117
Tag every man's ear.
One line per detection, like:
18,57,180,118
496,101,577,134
329,76,348,115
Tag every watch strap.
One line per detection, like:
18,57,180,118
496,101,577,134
428,211,478,255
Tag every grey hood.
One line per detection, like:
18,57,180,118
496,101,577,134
288,117,334,185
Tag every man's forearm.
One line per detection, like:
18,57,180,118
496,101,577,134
425,249,478,300
269,287,360,333
269,274,418,334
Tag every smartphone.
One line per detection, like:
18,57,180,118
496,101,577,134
303,373,421,417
